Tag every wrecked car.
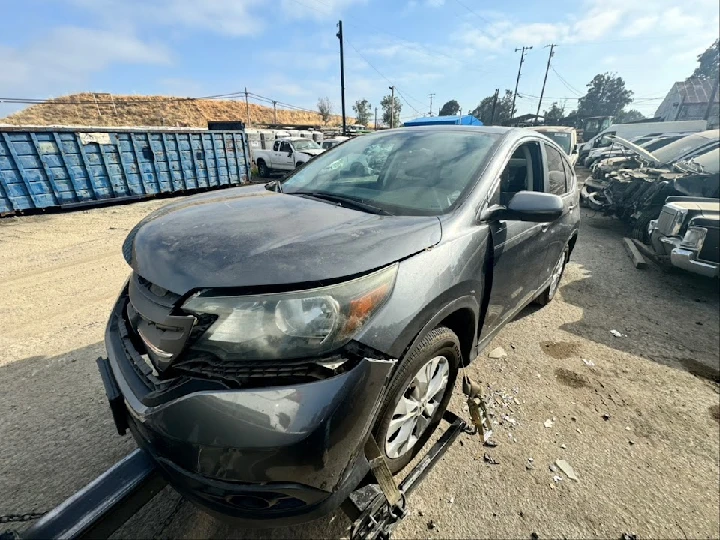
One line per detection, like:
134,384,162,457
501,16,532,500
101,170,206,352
649,196,719,277
98,126,580,525
580,131,719,241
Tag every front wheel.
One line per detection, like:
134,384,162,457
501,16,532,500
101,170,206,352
373,326,460,473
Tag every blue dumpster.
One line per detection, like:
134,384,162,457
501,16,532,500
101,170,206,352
0,127,250,215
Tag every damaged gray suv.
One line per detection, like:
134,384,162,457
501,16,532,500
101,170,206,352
99,126,580,526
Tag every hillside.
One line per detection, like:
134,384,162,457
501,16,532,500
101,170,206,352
1,93,349,128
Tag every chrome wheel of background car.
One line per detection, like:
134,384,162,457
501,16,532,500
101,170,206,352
384,355,449,459
548,248,567,300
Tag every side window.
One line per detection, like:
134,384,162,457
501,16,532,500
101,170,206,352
273,141,280,151
280,142,291,153
497,142,543,205
545,144,566,195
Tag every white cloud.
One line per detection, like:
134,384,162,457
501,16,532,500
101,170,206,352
279,0,368,21
620,15,659,37
76,0,266,36
0,27,170,92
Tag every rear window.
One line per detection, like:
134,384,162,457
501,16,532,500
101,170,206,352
543,132,572,154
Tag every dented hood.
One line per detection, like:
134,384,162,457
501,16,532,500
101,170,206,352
125,186,441,294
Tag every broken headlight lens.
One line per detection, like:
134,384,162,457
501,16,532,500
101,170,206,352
182,264,397,360
680,226,707,250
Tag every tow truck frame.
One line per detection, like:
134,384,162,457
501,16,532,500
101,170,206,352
3,411,468,540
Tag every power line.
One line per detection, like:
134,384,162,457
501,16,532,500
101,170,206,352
452,0,492,24
550,66,583,96
345,39,422,115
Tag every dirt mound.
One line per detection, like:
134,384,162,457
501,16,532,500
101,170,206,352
1,93,347,128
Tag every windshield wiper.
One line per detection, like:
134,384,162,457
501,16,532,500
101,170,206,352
290,191,393,215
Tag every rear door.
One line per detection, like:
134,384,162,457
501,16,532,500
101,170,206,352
540,143,577,284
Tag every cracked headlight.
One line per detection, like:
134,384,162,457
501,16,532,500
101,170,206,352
182,264,397,360
680,226,707,250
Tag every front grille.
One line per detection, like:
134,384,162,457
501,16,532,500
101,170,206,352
699,227,719,263
172,354,317,385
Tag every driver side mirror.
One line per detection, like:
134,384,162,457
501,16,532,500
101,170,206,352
572,144,578,154
480,191,563,223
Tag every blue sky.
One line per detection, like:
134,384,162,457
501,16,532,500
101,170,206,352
1,0,718,122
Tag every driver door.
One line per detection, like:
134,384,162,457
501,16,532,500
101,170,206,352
480,141,551,337
277,141,294,170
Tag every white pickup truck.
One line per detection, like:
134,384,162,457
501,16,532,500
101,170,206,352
254,137,326,177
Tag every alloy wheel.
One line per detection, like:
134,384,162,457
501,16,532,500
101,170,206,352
384,355,450,459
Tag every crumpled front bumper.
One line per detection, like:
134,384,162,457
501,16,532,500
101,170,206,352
670,248,719,278
100,297,396,525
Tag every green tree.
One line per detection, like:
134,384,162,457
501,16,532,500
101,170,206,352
352,98,372,126
381,94,402,127
690,39,719,80
543,101,566,123
439,99,460,116
614,109,646,123
577,73,633,117
470,89,513,125
317,97,332,124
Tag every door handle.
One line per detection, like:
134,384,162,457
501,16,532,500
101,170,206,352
541,224,549,232
568,204,576,210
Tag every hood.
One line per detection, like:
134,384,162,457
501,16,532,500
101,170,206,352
126,186,441,294
300,148,324,156
607,136,660,166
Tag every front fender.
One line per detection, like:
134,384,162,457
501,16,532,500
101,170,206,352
354,229,489,361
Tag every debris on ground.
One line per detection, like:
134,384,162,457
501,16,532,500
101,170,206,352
620,533,637,540
602,413,611,421
610,329,625,338
448,496,454,505
553,475,563,483
483,453,499,465
560,444,567,449
427,520,436,530
488,346,508,359
556,459,579,481
531,533,539,540
483,439,498,448
549,464,558,473
582,358,595,366
544,419,555,428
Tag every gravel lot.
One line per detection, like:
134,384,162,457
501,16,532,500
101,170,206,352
1,185,718,540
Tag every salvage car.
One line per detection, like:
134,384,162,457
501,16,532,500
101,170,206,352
529,126,579,166
255,137,325,177
649,196,719,277
99,126,580,526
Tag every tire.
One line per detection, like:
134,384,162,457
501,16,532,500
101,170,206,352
257,160,269,178
373,326,460,473
295,161,304,168
535,245,568,306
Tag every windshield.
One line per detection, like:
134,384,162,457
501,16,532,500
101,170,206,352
543,132,572,154
293,139,321,151
281,130,500,216
653,133,715,164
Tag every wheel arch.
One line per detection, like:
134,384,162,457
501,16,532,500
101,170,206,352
397,296,480,367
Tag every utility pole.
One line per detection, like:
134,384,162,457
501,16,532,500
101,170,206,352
489,88,499,125
389,86,396,128
272,100,277,124
534,44,556,125
336,20,347,135
428,93,435,116
244,87,250,127
511,46,532,120
374,107,378,130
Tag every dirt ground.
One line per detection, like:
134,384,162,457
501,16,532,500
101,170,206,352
1,184,719,540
